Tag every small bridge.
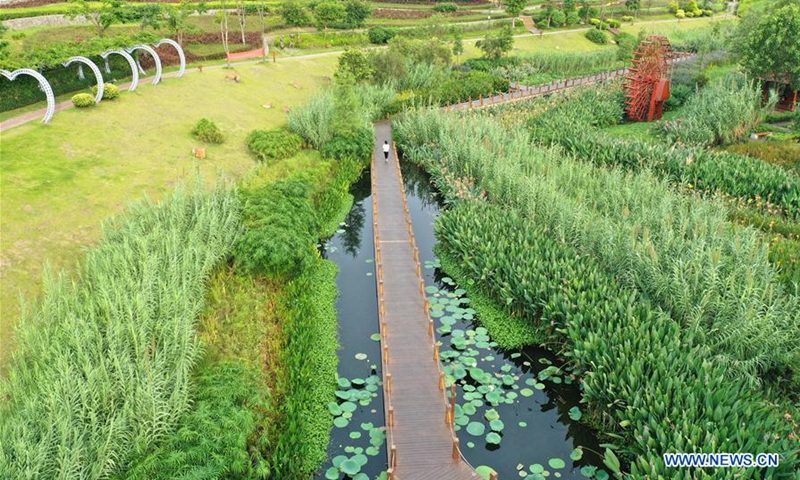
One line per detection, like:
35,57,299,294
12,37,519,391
519,16,541,34
372,120,479,480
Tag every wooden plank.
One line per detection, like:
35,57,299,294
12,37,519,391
373,120,478,480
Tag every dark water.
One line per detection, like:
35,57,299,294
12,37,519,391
317,171,388,480
401,161,608,480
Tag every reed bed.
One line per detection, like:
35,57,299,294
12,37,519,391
0,186,241,479
395,108,800,386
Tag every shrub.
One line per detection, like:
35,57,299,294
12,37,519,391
585,28,608,44
607,18,620,27
343,0,372,28
621,14,633,21
367,26,396,44
71,93,95,108
233,179,319,277
475,25,515,60
566,11,580,25
433,2,458,13
191,118,225,144
437,70,510,105
589,17,601,25
91,82,120,100
663,82,693,109
676,8,686,18
551,10,566,26
246,129,303,162
321,126,374,160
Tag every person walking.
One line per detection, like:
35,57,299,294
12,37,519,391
382,140,390,163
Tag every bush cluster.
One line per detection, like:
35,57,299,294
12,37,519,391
71,92,95,108
91,82,120,100
191,118,225,144
433,2,458,13
246,129,304,162
367,26,396,44
585,28,608,44
437,70,510,105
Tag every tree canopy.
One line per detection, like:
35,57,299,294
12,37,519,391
739,3,800,88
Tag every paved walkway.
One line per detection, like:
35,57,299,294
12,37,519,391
372,120,478,480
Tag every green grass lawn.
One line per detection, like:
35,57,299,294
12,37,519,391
0,55,337,366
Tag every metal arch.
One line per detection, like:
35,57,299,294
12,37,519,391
100,49,139,91
1,69,56,123
126,45,162,85
63,56,104,104
154,39,186,77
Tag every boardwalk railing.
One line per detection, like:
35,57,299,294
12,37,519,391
444,52,695,112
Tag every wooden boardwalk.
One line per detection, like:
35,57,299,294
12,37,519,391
372,120,478,480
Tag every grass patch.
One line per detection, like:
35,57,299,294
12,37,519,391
0,57,337,367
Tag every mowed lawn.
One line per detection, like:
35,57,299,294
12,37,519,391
0,55,337,365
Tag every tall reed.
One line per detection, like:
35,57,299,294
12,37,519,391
395,108,800,386
0,186,241,479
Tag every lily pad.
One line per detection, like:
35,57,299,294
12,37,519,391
530,464,544,474
370,334,381,341
325,466,340,479
489,419,505,432
475,466,495,480
568,406,582,421
466,422,486,436
520,388,534,397
355,353,368,361
485,409,500,421
571,448,584,461
486,432,502,444
548,458,566,469
340,459,361,476
334,417,349,428
328,402,342,416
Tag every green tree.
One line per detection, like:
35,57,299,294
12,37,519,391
164,2,198,45
68,0,128,37
281,0,311,27
504,0,527,27
452,27,464,61
625,0,641,17
476,24,514,60
335,48,373,82
315,1,347,30
137,3,163,31
563,0,576,12
344,0,372,28
739,4,800,89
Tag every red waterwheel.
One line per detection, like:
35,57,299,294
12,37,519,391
624,36,674,122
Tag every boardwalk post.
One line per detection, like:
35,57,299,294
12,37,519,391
452,437,460,460
450,384,456,415
391,445,397,468
387,469,394,480
384,344,389,364
433,343,439,362
490,471,499,480
381,320,387,338
439,371,445,391
428,319,434,337
389,406,395,426
468,96,472,108
445,404,453,425
479,94,484,106
386,373,392,394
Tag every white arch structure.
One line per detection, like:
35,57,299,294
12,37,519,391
63,56,104,104
126,44,162,85
154,38,186,77
100,49,139,91
1,69,56,123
